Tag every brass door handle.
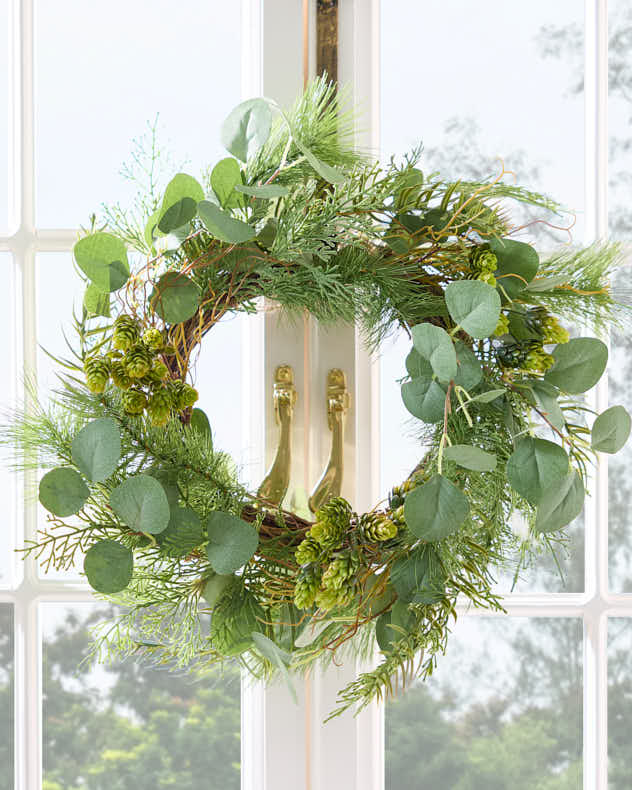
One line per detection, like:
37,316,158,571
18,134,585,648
257,365,297,507
309,369,350,514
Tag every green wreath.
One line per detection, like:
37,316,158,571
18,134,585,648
7,78,631,718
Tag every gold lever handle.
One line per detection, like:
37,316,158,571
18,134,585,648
309,369,350,514
257,365,297,507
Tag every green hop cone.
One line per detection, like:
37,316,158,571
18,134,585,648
83,355,110,394
315,585,352,612
172,380,199,410
147,387,173,426
112,315,140,351
493,313,510,338
522,345,555,374
294,569,321,610
541,315,570,345
360,512,398,542
321,553,359,591
469,246,497,275
142,327,164,351
150,360,169,382
477,270,497,287
295,536,321,565
111,360,133,390
122,389,147,416
124,344,153,379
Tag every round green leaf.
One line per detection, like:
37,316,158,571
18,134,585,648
390,547,444,604
235,183,289,198
404,475,470,541
197,200,256,244
506,437,569,505
150,271,201,325
202,573,234,607
443,444,497,472
221,98,272,162
468,388,506,404
453,341,483,390
110,474,170,535
488,237,539,299
544,337,608,394
411,324,457,383
157,197,198,233
445,280,501,339
530,380,565,432
205,512,259,574
535,470,585,533
160,173,204,212
84,539,133,594
591,405,631,453
405,347,432,379
39,467,89,517
71,418,121,483
83,283,110,318
211,157,245,209
158,506,203,558
401,377,446,423
74,233,130,293
189,408,212,442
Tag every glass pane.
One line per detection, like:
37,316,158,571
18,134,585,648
608,1,632,592
42,602,241,789
0,255,20,588
609,618,632,788
379,1,586,593
0,605,14,790
0,0,8,231
35,0,241,227
385,617,583,789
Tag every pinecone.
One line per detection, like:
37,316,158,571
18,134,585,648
122,389,147,416
147,387,173,426
360,512,398,542
171,380,199,410
294,569,321,610
142,327,164,351
295,536,321,565
112,315,140,351
111,360,132,390
124,344,153,378
84,355,110,394
321,553,359,591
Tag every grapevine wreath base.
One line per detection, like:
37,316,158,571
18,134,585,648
6,79,631,718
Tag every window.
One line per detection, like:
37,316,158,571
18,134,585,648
1,2,627,789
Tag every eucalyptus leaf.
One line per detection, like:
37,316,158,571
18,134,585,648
251,631,297,702
221,98,272,162
74,233,130,293
544,337,608,394
210,157,245,209
84,539,133,594
295,139,345,184
530,380,565,432
197,200,256,244
157,197,198,233
39,467,89,517
83,284,110,318
525,273,569,292
488,237,539,299
391,547,444,604
375,611,395,653
161,172,205,209
235,183,289,198
158,506,203,558
506,437,569,505
535,470,585,533
443,444,497,472
467,388,506,404
110,474,170,535
404,475,470,541
401,376,446,423
202,573,234,607
189,408,212,443
150,271,201,325
411,323,457,383
405,348,432,379
206,512,259,574
453,341,483,390
591,405,632,453
445,280,501,339
71,418,121,482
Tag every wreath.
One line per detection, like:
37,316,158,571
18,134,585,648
7,78,631,718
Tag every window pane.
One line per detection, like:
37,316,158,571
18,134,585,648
609,618,632,788
385,617,583,789
0,605,14,790
35,0,241,227
0,0,8,231
0,254,20,588
42,602,241,789
379,1,586,594
608,0,632,239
